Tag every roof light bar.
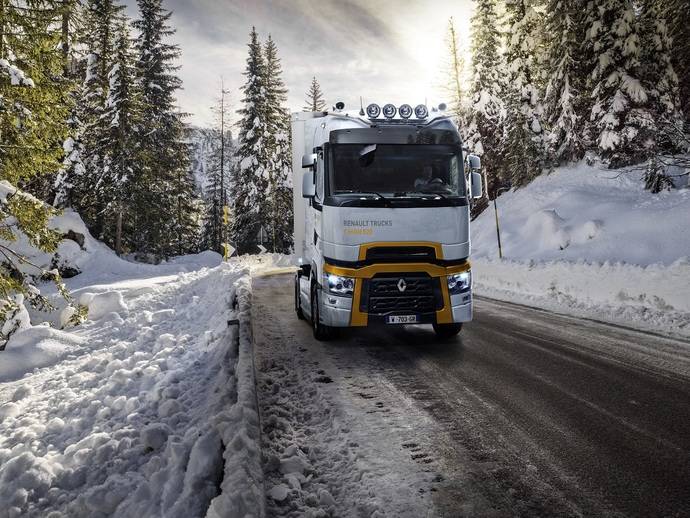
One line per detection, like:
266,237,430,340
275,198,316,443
398,104,413,119
382,104,397,118
366,103,381,118
414,104,428,119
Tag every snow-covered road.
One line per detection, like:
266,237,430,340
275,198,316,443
253,273,690,518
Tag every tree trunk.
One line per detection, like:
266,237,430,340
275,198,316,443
115,210,123,256
62,0,70,75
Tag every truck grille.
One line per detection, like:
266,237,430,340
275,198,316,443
362,274,444,315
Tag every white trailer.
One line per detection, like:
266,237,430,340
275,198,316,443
291,103,483,340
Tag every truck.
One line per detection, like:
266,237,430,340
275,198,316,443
291,102,483,340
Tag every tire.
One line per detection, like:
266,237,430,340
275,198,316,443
295,273,305,320
432,322,462,339
311,284,336,341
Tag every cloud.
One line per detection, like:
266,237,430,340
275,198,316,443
123,0,473,126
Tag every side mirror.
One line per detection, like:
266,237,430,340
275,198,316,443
302,171,315,198
470,172,483,199
301,153,317,170
467,154,481,171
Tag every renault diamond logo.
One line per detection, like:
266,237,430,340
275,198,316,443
397,279,407,292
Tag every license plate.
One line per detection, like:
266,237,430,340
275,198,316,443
386,315,420,324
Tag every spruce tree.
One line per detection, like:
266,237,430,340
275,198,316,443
133,0,198,258
639,0,684,147
663,0,690,125
53,0,86,209
638,0,684,191
466,0,505,208
103,23,140,253
583,0,654,166
1,1,74,192
0,1,83,341
501,0,546,187
231,27,270,254
264,35,293,254
304,76,326,112
72,0,126,239
543,0,586,164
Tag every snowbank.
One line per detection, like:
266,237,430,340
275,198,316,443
471,161,690,337
205,276,265,518
471,161,690,266
473,258,690,339
0,326,86,382
0,259,266,517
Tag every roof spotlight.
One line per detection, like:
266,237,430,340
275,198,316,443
398,104,413,119
366,103,381,118
335,101,345,110
438,102,447,111
382,103,397,118
414,104,428,119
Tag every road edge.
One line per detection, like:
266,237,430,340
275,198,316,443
206,275,266,518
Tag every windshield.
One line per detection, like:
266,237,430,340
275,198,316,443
328,144,466,198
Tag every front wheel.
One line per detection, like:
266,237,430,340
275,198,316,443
433,323,462,339
311,284,336,341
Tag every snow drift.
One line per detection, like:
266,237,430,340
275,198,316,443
0,259,263,518
471,160,690,337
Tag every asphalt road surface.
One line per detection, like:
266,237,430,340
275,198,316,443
252,273,690,518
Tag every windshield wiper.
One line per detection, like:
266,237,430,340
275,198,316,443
336,190,392,206
416,190,449,199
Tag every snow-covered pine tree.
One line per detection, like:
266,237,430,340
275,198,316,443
133,0,198,259
231,27,270,254
638,0,685,191
1,1,74,197
103,22,140,253
72,0,126,239
583,0,654,167
466,0,506,208
264,35,293,254
542,0,586,164
53,0,87,209
0,1,83,341
442,17,468,133
501,0,547,187
662,0,690,126
304,76,326,112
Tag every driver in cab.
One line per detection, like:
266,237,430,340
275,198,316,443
415,165,445,190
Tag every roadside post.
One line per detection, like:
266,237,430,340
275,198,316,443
493,186,509,259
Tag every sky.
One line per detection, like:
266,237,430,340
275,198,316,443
124,0,475,128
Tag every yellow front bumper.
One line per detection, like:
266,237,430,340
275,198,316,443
323,260,471,327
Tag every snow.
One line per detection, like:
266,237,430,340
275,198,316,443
0,326,86,382
0,256,262,517
0,205,285,516
0,58,34,87
471,160,690,337
78,291,128,320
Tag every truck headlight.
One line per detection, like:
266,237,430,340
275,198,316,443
447,271,471,295
325,274,354,297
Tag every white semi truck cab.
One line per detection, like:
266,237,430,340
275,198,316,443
292,102,483,340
